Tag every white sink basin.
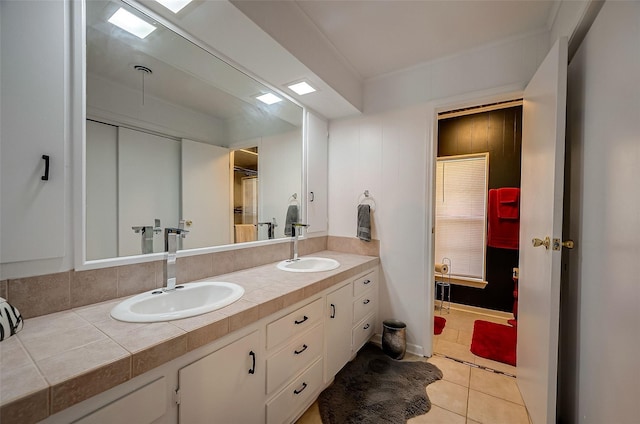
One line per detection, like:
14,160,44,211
277,257,340,273
110,281,244,323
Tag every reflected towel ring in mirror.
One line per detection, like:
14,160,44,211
358,190,376,211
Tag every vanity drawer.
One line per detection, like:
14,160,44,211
266,323,323,394
267,298,323,349
352,313,376,352
353,291,378,324
353,270,377,298
266,358,323,424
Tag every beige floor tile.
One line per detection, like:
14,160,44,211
469,368,523,405
426,379,468,416
295,401,322,424
408,405,466,424
467,390,528,424
427,356,470,387
466,419,482,424
473,355,516,375
434,339,475,363
436,327,459,343
457,330,473,346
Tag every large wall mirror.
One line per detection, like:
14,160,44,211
85,0,303,261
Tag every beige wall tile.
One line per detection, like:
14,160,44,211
176,254,213,284
117,262,156,297
50,356,130,414
71,268,118,308
211,250,236,276
0,280,7,300
298,236,328,256
0,388,49,424
154,260,164,288
327,236,380,256
8,272,71,318
132,334,187,377
467,390,529,424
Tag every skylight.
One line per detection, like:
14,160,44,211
108,8,156,39
154,0,193,14
288,81,317,95
256,93,283,105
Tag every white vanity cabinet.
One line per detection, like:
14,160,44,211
305,111,328,234
265,298,325,424
352,270,378,352
324,282,353,381
0,1,68,263
177,330,264,424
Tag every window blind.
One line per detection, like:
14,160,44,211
434,154,488,280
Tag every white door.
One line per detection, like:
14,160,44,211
517,37,568,424
182,140,231,249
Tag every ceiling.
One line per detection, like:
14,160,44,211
238,0,559,80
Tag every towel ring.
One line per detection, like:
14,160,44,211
288,193,300,206
358,190,376,211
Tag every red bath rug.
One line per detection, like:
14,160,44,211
434,316,446,335
470,320,516,366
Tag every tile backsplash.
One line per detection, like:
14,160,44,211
4,236,377,319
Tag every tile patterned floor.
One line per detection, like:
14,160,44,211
297,306,530,424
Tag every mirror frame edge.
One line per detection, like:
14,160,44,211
73,0,308,272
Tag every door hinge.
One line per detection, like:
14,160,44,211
174,388,181,405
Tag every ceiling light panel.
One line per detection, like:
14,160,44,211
154,0,193,14
256,93,283,105
108,8,156,39
288,81,316,95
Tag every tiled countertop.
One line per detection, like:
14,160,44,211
0,251,379,423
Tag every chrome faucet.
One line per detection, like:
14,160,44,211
132,218,162,254
289,223,309,261
163,219,189,291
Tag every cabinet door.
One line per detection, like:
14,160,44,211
325,283,353,381
178,330,264,424
305,111,328,233
0,1,67,263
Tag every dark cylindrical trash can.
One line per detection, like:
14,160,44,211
382,319,406,359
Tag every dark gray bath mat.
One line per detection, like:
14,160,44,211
318,343,442,423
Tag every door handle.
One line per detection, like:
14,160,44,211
553,238,575,251
532,236,550,250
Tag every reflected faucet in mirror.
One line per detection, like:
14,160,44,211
131,218,162,254
258,218,278,239
289,223,309,262
163,220,189,292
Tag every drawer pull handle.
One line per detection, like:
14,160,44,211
294,382,308,395
363,323,370,330
363,279,371,285
41,155,50,181
294,315,308,325
248,350,256,375
294,344,308,355
363,299,370,305
330,304,336,319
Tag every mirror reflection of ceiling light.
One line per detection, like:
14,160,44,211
256,93,283,105
287,81,316,95
154,0,193,14
108,8,156,39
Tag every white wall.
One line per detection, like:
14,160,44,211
328,29,550,354
559,2,640,423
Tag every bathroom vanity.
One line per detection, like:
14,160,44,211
1,252,379,424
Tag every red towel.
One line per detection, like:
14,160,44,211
497,187,520,220
488,189,519,250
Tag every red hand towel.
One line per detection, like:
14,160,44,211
488,189,519,250
497,187,520,220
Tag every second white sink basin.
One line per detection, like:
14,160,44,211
277,257,340,273
110,281,244,323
